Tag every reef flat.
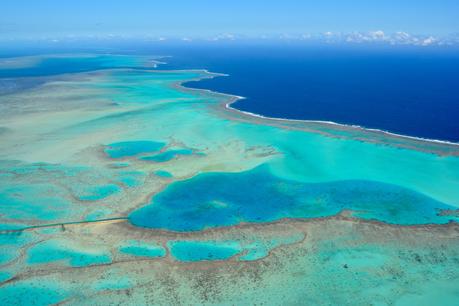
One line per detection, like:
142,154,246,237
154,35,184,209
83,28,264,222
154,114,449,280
0,54,458,305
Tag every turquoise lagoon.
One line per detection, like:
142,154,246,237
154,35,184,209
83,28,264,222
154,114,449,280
130,165,457,231
140,148,193,163
168,240,242,261
0,54,159,79
0,54,459,304
27,239,112,267
119,240,166,258
104,141,165,159
154,170,173,178
0,281,68,306
168,234,304,262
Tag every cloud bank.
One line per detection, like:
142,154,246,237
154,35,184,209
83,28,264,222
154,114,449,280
1,31,458,47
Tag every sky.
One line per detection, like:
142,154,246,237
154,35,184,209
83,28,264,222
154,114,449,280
1,0,459,41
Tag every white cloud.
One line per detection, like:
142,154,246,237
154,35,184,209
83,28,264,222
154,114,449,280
369,30,385,39
210,33,237,41
317,30,444,46
421,36,436,46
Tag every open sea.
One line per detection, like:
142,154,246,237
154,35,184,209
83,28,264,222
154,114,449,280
1,44,458,142
158,44,459,143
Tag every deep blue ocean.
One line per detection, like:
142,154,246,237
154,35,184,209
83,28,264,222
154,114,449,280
158,45,459,143
1,43,458,142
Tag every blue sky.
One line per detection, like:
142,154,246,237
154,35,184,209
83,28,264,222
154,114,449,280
1,0,458,40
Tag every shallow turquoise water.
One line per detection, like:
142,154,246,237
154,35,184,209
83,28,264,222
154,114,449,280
168,240,242,261
0,281,67,306
28,240,112,267
166,235,304,262
78,184,121,201
154,170,173,178
93,275,133,291
130,165,456,231
238,234,304,261
0,250,15,266
104,140,165,159
116,171,145,188
0,271,12,282
84,207,113,221
0,54,157,78
0,161,111,223
119,240,166,258
0,224,35,266
141,149,193,163
110,162,130,168
0,184,72,221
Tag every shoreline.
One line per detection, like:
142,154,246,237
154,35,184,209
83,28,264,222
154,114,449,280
200,73,459,147
4,52,457,147
225,99,459,147
155,54,459,146
171,69,459,155
3,55,459,154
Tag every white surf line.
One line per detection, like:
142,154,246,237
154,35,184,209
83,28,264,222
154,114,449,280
183,69,459,147
37,53,454,148
226,101,459,146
